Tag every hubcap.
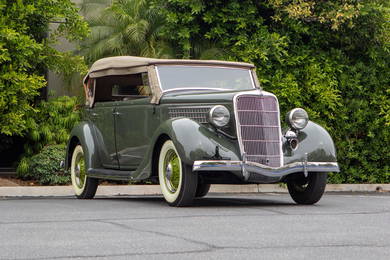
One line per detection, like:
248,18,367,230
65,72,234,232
74,152,86,189
163,149,181,193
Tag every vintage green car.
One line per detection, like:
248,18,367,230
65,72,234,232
64,56,339,206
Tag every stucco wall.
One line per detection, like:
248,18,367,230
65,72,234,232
47,0,86,98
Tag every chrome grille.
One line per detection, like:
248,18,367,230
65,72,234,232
168,106,211,123
236,95,282,167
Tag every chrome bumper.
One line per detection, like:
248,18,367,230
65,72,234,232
192,160,339,179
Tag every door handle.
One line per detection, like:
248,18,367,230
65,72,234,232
91,112,99,117
113,111,121,116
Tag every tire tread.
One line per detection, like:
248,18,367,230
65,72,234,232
287,173,327,205
76,177,98,199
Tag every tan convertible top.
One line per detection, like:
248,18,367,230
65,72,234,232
83,56,258,106
85,56,255,81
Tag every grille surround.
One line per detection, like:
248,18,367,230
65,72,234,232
168,106,211,123
234,92,283,167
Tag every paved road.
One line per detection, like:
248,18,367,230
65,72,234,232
0,192,389,260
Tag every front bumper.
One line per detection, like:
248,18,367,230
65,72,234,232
193,160,339,181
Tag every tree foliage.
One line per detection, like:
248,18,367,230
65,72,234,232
154,0,390,183
81,0,171,63
80,0,227,62
0,0,89,136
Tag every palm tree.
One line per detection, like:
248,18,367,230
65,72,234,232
79,0,112,19
81,0,171,64
79,0,227,63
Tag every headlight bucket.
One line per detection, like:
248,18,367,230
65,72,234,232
209,105,230,127
286,108,309,130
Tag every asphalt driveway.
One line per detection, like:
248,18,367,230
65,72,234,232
0,192,389,259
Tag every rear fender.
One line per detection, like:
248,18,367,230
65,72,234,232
65,121,101,171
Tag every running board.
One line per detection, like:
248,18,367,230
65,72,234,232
87,168,135,181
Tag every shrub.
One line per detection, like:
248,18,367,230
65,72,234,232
16,96,81,185
17,145,70,185
23,95,81,156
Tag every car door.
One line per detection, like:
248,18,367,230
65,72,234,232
89,102,119,169
115,97,155,170
112,72,157,170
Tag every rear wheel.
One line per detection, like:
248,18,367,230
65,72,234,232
287,172,327,205
158,140,197,206
70,145,98,199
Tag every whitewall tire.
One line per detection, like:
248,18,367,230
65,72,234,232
158,140,197,206
70,145,98,199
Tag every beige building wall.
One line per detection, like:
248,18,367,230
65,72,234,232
47,31,83,98
47,0,99,98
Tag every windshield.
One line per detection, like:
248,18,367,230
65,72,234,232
156,65,255,92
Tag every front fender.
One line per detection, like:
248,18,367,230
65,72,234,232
284,121,337,164
155,118,241,165
65,121,101,171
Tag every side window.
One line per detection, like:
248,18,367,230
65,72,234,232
85,78,95,107
94,73,151,103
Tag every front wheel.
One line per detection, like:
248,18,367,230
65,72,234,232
287,172,327,205
158,140,197,207
70,145,98,199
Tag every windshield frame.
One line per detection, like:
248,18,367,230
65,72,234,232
155,65,256,93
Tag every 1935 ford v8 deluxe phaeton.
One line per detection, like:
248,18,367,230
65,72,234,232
64,56,339,206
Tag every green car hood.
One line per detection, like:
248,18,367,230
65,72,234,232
159,89,259,104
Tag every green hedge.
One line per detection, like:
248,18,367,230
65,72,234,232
154,0,390,183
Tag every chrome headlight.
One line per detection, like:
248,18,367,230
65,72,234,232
209,105,230,127
286,108,309,130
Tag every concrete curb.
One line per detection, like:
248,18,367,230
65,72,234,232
0,184,389,197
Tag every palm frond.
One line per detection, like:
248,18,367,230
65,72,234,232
79,0,112,14
80,0,171,59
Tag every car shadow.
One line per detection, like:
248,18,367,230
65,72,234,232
194,196,295,207
95,195,296,208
